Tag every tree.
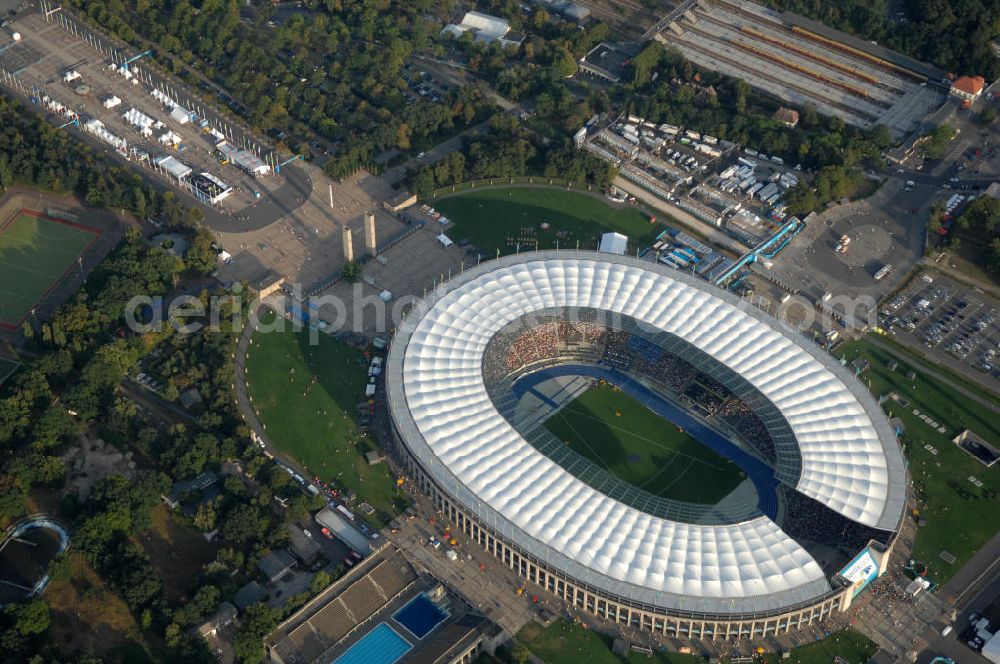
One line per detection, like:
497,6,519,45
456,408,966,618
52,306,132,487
185,228,218,274
988,237,1000,275
341,261,362,283
233,603,279,664
5,600,50,636
309,571,331,595
510,643,531,664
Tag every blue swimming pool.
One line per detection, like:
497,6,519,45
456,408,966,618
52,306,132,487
332,623,411,664
392,593,449,639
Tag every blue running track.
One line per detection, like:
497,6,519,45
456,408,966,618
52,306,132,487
512,364,779,519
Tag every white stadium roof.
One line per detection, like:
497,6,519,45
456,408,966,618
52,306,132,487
387,251,906,614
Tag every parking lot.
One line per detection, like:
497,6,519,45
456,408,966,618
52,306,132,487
880,273,1000,389
772,178,928,318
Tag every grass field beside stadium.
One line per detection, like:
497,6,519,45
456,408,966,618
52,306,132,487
516,620,875,664
838,337,1000,583
517,619,703,664
0,210,98,327
543,384,745,504
431,187,661,257
245,309,403,527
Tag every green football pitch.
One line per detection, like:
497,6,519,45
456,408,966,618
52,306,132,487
431,187,662,257
0,211,99,327
543,384,745,504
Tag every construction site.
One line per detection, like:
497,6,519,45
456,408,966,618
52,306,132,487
646,0,948,136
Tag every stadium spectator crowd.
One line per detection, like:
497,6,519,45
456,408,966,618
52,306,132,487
718,398,777,463
781,490,888,555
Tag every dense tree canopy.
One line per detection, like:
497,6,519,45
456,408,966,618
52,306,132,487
765,0,1000,80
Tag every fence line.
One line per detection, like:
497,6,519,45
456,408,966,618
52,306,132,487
431,177,598,199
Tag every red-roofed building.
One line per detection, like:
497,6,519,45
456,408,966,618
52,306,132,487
950,75,986,102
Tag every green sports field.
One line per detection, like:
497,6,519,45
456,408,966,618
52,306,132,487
543,384,745,504
837,337,1000,583
516,619,875,664
244,309,404,527
0,211,98,327
431,187,662,257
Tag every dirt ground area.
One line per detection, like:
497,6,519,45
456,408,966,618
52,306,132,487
45,552,155,660
215,165,407,290
62,429,137,501
132,504,218,603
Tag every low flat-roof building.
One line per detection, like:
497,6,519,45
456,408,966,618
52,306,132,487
579,43,632,83
233,581,268,612
258,549,297,583
286,526,322,565
384,190,418,213
162,471,218,510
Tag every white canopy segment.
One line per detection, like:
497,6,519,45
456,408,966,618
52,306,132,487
388,251,906,613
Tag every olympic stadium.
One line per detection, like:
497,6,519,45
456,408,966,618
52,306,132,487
385,251,908,638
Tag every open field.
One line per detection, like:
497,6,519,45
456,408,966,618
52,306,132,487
431,187,660,257
0,209,99,328
543,384,744,504
45,552,160,661
838,337,1000,582
762,628,876,664
245,308,402,526
518,620,704,664
518,619,875,664
132,504,218,603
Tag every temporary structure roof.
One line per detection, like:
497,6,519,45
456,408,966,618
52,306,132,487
598,232,628,255
153,155,192,180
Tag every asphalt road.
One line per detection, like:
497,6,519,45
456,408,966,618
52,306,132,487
201,161,313,233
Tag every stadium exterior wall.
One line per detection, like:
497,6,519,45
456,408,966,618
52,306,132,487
389,432,862,636
384,250,905,634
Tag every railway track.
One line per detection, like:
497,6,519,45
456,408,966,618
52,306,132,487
688,5,907,96
574,0,656,38
706,0,925,83
728,39,891,107
668,34,879,125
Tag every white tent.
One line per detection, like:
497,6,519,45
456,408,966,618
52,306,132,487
599,232,628,255
153,155,192,181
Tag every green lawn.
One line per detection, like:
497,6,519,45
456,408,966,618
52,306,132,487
0,211,98,326
543,385,744,504
431,187,661,257
518,620,705,664
245,309,403,527
838,337,1000,582
518,620,874,664
763,628,876,664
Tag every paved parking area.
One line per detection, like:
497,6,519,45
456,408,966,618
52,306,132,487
774,179,928,322
307,226,473,336
880,273,1000,390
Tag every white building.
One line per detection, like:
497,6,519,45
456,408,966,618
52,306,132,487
441,11,521,46
598,232,628,255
